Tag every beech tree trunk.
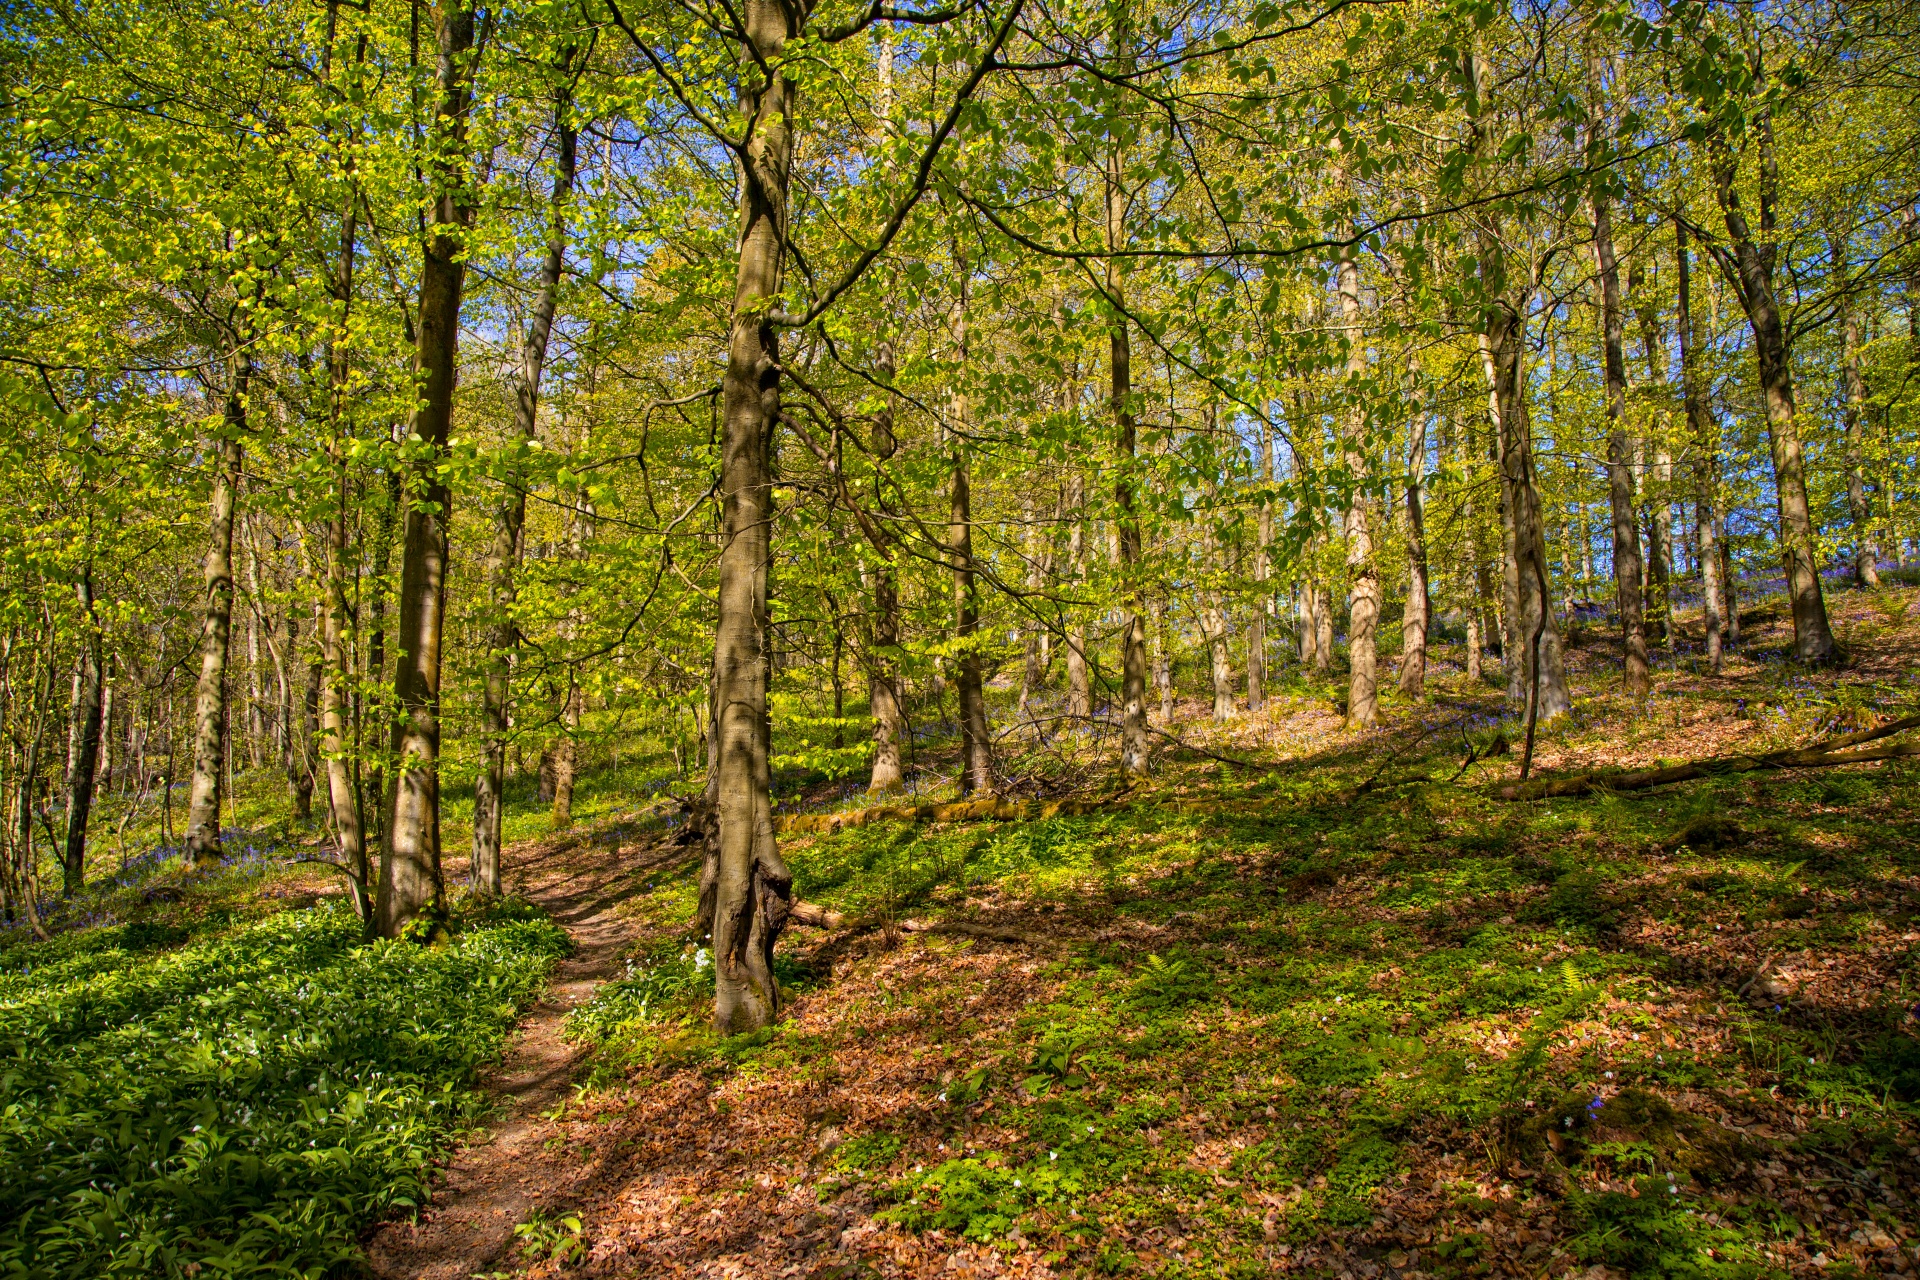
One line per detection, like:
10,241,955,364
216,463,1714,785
1399,406,1430,698
1151,595,1173,721
866,339,907,793
1675,221,1724,673
1633,274,1675,641
1105,143,1149,774
1064,468,1091,719
62,569,103,894
1247,424,1271,711
185,378,246,868
949,275,992,794
1199,591,1233,720
1592,188,1650,697
1338,246,1380,727
1481,298,1571,720
1017,490,1047,719
475,96,576,889
1707,105,1834,662
379,0,476,937
322,255,370,914
551,679,579,828
1839,291,1880,588
704,0,798,1032
319,0,369,919
283,613,314,822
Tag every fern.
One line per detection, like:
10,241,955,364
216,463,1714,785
1561,959,1584,996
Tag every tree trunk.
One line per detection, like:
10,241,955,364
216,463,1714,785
1105,144,1150,774
1707,110,1834,662
703,0,798,1033
865,340,907,792
1400,404,1430,698
282,612,314,822
1592,191,1650,697
1199,591,1233,720
1063,468,1091,719
316,0,370,919
1675,220,1724,672
1633,270,1675,641
298,652,321,821
949,451,991,790
551,679,579,828
1839,288,1880,588
1017,491,1044,719
1248,424,1272,711
1482,298,1572,719
1338,246,1380,727
475,97,576,889
1151,595,1173,721
244,596,265,770
363,466,398,849
62,569,103,894
185,380,246,868
948,276,992,794
379,0,476,937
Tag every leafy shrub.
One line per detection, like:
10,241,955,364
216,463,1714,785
879,1152,1087,1241
833,1132,903,1172
1566,1179,1772,1278
563,944,715,1045
0,901,568,1278
1128,951,1214,1010
1317,1130,1401,1225
1523,870,1622,930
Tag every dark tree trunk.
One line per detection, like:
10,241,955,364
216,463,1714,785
63,569,104,894
284,613,314,822
1107,145,1149,774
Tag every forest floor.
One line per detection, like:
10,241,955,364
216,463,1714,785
8,583,1918,1280
370,584,1920,1280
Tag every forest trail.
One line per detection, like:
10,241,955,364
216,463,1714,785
364,829,668,1280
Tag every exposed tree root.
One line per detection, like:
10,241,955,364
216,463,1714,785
1494,713,1920,801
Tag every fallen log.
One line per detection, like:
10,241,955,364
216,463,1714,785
1495,713,1920,801
785,899,1043,946
773,792,1119,835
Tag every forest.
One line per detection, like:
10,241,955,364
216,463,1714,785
2,0,1919,1274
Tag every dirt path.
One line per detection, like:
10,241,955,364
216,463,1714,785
364,830,675,1280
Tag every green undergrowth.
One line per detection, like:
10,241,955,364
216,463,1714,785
765,743,1920,1277
0,892,569,1279
563,939,820,1079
